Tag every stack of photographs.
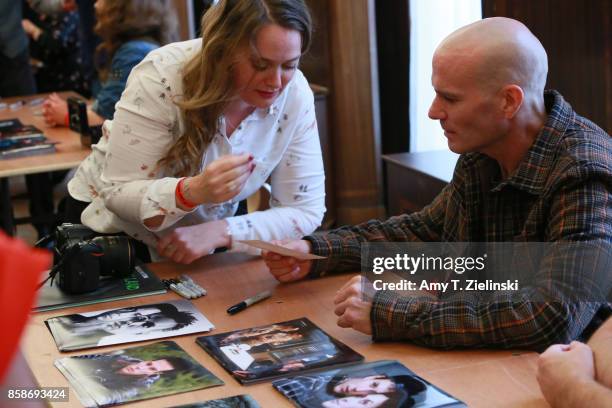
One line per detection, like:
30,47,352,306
170,395,261,407
46,300,214,351
55,341,223,407
196,318,364,384
273,360,466,408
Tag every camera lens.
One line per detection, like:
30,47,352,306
91,236,135,278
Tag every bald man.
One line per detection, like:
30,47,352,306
262,17,611,350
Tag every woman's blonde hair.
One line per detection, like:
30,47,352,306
94,0,179,81
158,0,312,177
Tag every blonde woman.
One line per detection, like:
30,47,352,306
65,0,325,264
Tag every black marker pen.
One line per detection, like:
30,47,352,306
227,290,272,315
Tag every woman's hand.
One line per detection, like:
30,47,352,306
42,93,68,127
181,153,254,207
156,220,230,264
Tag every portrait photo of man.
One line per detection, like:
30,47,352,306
46,300,213,351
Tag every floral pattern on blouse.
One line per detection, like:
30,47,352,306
68,39,325,256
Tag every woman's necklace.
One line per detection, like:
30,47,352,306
225,106,254,137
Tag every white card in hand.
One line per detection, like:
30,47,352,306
237,240,326,260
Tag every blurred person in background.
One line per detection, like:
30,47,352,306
37,0,178,238
0,0,38,236
42,0,178,127
26,0,99,94
21,0,90,240
23,0,90,96
0,0,36,98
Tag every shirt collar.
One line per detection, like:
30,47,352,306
492,90,574,195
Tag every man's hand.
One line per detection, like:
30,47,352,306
333,276,373,335
262,239,313,282
156,220,229,264
537,341,595,407
42,93,68,127
181,154,254,207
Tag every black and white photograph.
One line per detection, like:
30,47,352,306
46,300,214,351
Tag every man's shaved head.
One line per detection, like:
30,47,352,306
435,17,548,97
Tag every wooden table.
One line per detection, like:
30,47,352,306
0,92,90,234
20,253,548,407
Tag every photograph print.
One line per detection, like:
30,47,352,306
46,299,214,351
196,318,363,384
170,394,261,408
55,340,223,407
273,360,466,408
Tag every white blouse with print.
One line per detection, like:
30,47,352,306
68,39,326,256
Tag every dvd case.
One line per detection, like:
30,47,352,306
273,360,466,408
55,341,223,407
196,318,364,384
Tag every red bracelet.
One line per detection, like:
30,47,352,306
64,111,69,127
176,177,198,209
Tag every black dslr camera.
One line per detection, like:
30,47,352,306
67,97,102,147
51,223,136,294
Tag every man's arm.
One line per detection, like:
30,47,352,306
305,182,453,277
573,378,612,408
537,341,612,408
588,317,612,388
370,178,611,349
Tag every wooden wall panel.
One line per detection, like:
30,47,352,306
483,0,611,133
172,0,193,41
302,0,332,88
327,0,385,224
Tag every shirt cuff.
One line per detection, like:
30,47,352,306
224,216,259,254
141,177,196,232
303,233,336,278
370,290,424,342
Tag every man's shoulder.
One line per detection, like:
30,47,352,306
544,90,611,177
557,115,611,178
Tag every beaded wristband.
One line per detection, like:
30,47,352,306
176,177,198,209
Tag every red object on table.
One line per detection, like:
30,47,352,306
0,232,51,383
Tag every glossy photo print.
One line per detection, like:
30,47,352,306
273,360,466,408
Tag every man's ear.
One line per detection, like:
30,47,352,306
500,84,524,119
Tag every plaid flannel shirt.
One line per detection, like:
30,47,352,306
305,90,612,350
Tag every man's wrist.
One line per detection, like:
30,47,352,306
369,290,396,341
556,377,591,408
